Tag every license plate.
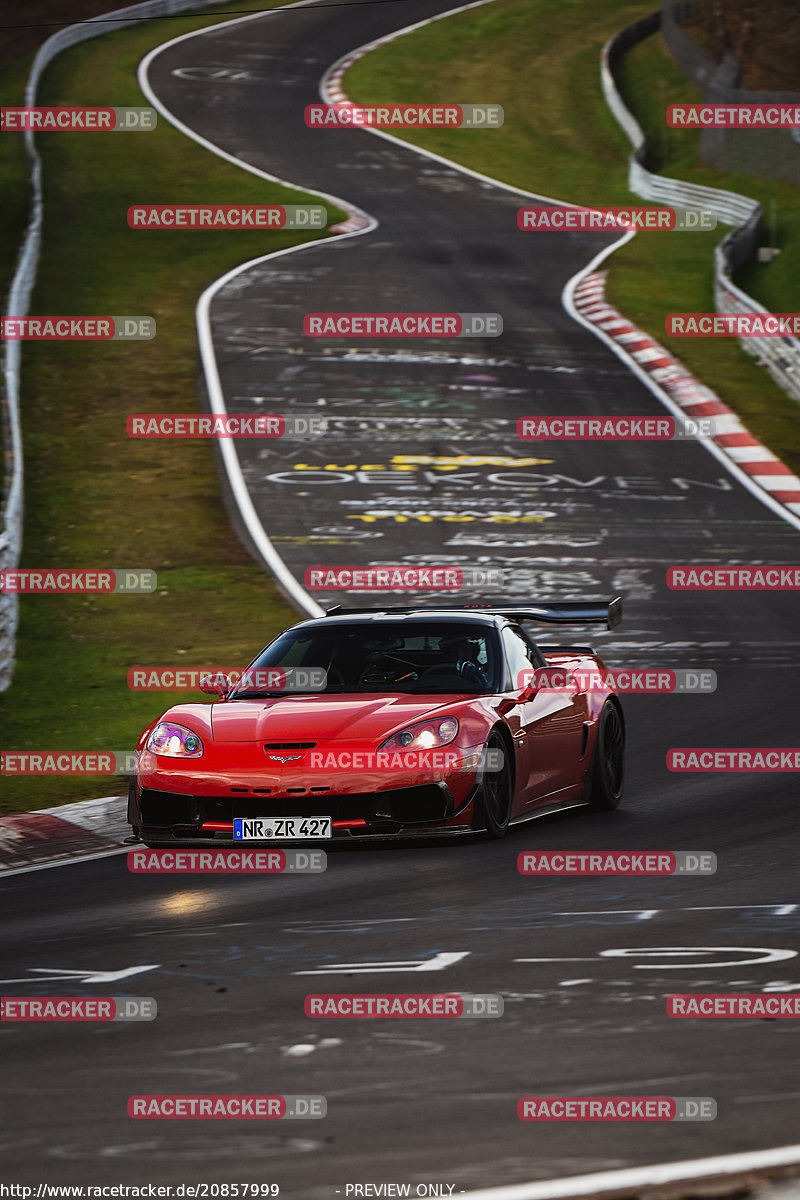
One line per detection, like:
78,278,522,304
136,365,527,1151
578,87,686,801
233,816,332,840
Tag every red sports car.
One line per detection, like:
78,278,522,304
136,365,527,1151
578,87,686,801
128,600,625,845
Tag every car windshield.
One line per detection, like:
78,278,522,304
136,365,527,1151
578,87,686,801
230,622,501,697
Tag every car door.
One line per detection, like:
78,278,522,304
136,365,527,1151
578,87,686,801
500,625,585,805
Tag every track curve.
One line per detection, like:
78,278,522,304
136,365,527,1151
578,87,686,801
1,1,799,1192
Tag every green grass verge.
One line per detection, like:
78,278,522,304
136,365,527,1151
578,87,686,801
345,0,800,472
0,1,345,815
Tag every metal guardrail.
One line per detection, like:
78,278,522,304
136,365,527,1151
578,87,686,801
4,2,799,687
601,12,800,406
0,0,224,691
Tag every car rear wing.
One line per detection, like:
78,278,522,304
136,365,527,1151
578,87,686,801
323,597,622,629
485,598,622,629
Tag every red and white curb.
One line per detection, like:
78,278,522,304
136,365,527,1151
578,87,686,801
324,41,404,107
323,44,389,234
0,794,128,873
322,10,800,530
573,270,800,517
320,0,497,231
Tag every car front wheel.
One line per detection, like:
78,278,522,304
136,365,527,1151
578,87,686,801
473,730,513,837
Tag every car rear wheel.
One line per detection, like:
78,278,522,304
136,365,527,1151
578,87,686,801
584,701,625,810
473,731,513,837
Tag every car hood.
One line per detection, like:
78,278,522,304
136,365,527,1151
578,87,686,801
208,694,469,743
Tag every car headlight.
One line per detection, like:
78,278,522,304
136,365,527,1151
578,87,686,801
146,722,204,758
380,716,459,753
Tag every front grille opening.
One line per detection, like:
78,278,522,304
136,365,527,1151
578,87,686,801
264,742,317,750
253,787,272,793
286,787,306,794
142,783,450,828
140,789,197,827
231,787,248,793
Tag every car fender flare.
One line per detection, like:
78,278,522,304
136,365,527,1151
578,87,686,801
475,722,516,791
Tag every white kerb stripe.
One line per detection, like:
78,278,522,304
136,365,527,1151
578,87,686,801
724,445,778,463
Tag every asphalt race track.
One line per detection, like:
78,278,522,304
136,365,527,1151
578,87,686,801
141,0,800,634
2,804,799,1191
1,0,799,1192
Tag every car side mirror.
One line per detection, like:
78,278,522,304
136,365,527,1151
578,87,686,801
199,672,233,697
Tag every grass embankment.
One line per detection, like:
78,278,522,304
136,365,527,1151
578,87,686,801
345,0,799,471
0,2,345,814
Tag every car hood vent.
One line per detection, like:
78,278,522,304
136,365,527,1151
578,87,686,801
263,741,317,750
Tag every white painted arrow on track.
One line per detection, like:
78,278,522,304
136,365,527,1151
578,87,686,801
295,951,470,975
0,965,159,985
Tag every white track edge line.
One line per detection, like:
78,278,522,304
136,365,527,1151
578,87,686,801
5,26,800,1197
9,0,799,877
137,0,596,618
138,0,378,618
12,0,796,867
459,1142,800,1199
319,0,599,209
315,19,800,1196
142,0,800,624
322,1,800,537
0,846,130,879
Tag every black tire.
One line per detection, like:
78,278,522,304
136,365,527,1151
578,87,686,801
472,730,513,837
584,701,625,811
